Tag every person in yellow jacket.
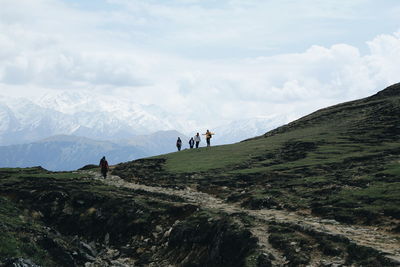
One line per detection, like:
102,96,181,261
203,130,215,147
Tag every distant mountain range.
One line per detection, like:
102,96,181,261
0,130,189,171
0,91,290,146
0,92,183,145
0,91,291,170
0,135,146,171
0,131,192,171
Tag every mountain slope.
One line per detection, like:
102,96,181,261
260,82,400,142
114,83,400,227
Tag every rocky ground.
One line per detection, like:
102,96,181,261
94,171,400,266
1,167,399,266
0,168,257,267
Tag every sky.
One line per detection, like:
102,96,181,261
0,0,400,128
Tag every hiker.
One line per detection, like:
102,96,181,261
194,132,201,148
99,156,109,179
176,137,182,151
189,137,195,149
203,130,214,147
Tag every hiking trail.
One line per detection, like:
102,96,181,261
88,171,400,265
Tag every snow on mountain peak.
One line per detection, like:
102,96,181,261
0,90,187,144
0,90,294,146
38,90,98,114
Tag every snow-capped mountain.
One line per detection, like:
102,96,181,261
0,96,78,145
0,92,188,145
0,91,295,146
37,91,182,135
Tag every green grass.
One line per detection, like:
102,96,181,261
158,139,269,173
0,233,20,258
0,196,54,265
19,172,89,180
0,197,25,259
383,162,400,176
157,122,388,175
0,167,93,182
334,182,400,209
159,124,331,172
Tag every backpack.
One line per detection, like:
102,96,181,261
100,159,108,169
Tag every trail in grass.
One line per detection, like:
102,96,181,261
90,171,400,264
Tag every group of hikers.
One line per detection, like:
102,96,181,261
176,130,214,151
99,130,215,178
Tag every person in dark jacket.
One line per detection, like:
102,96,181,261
176,137,182,151
99,156,109,179
189,137,195,149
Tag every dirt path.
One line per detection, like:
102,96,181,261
90,172,400,264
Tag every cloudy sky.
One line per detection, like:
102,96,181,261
1,0,400,128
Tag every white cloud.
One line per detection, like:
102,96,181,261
0,0,399,131
161,32,400,125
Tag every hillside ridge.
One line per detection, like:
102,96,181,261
374,82,400,98
258,83,400,139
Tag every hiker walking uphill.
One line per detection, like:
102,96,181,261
176,137,182,151
99,156,109,179
203,130,214,147
189,137,195,149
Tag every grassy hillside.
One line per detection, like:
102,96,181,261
114,83,400,227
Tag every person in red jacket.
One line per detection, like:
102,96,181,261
99,156,109,178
